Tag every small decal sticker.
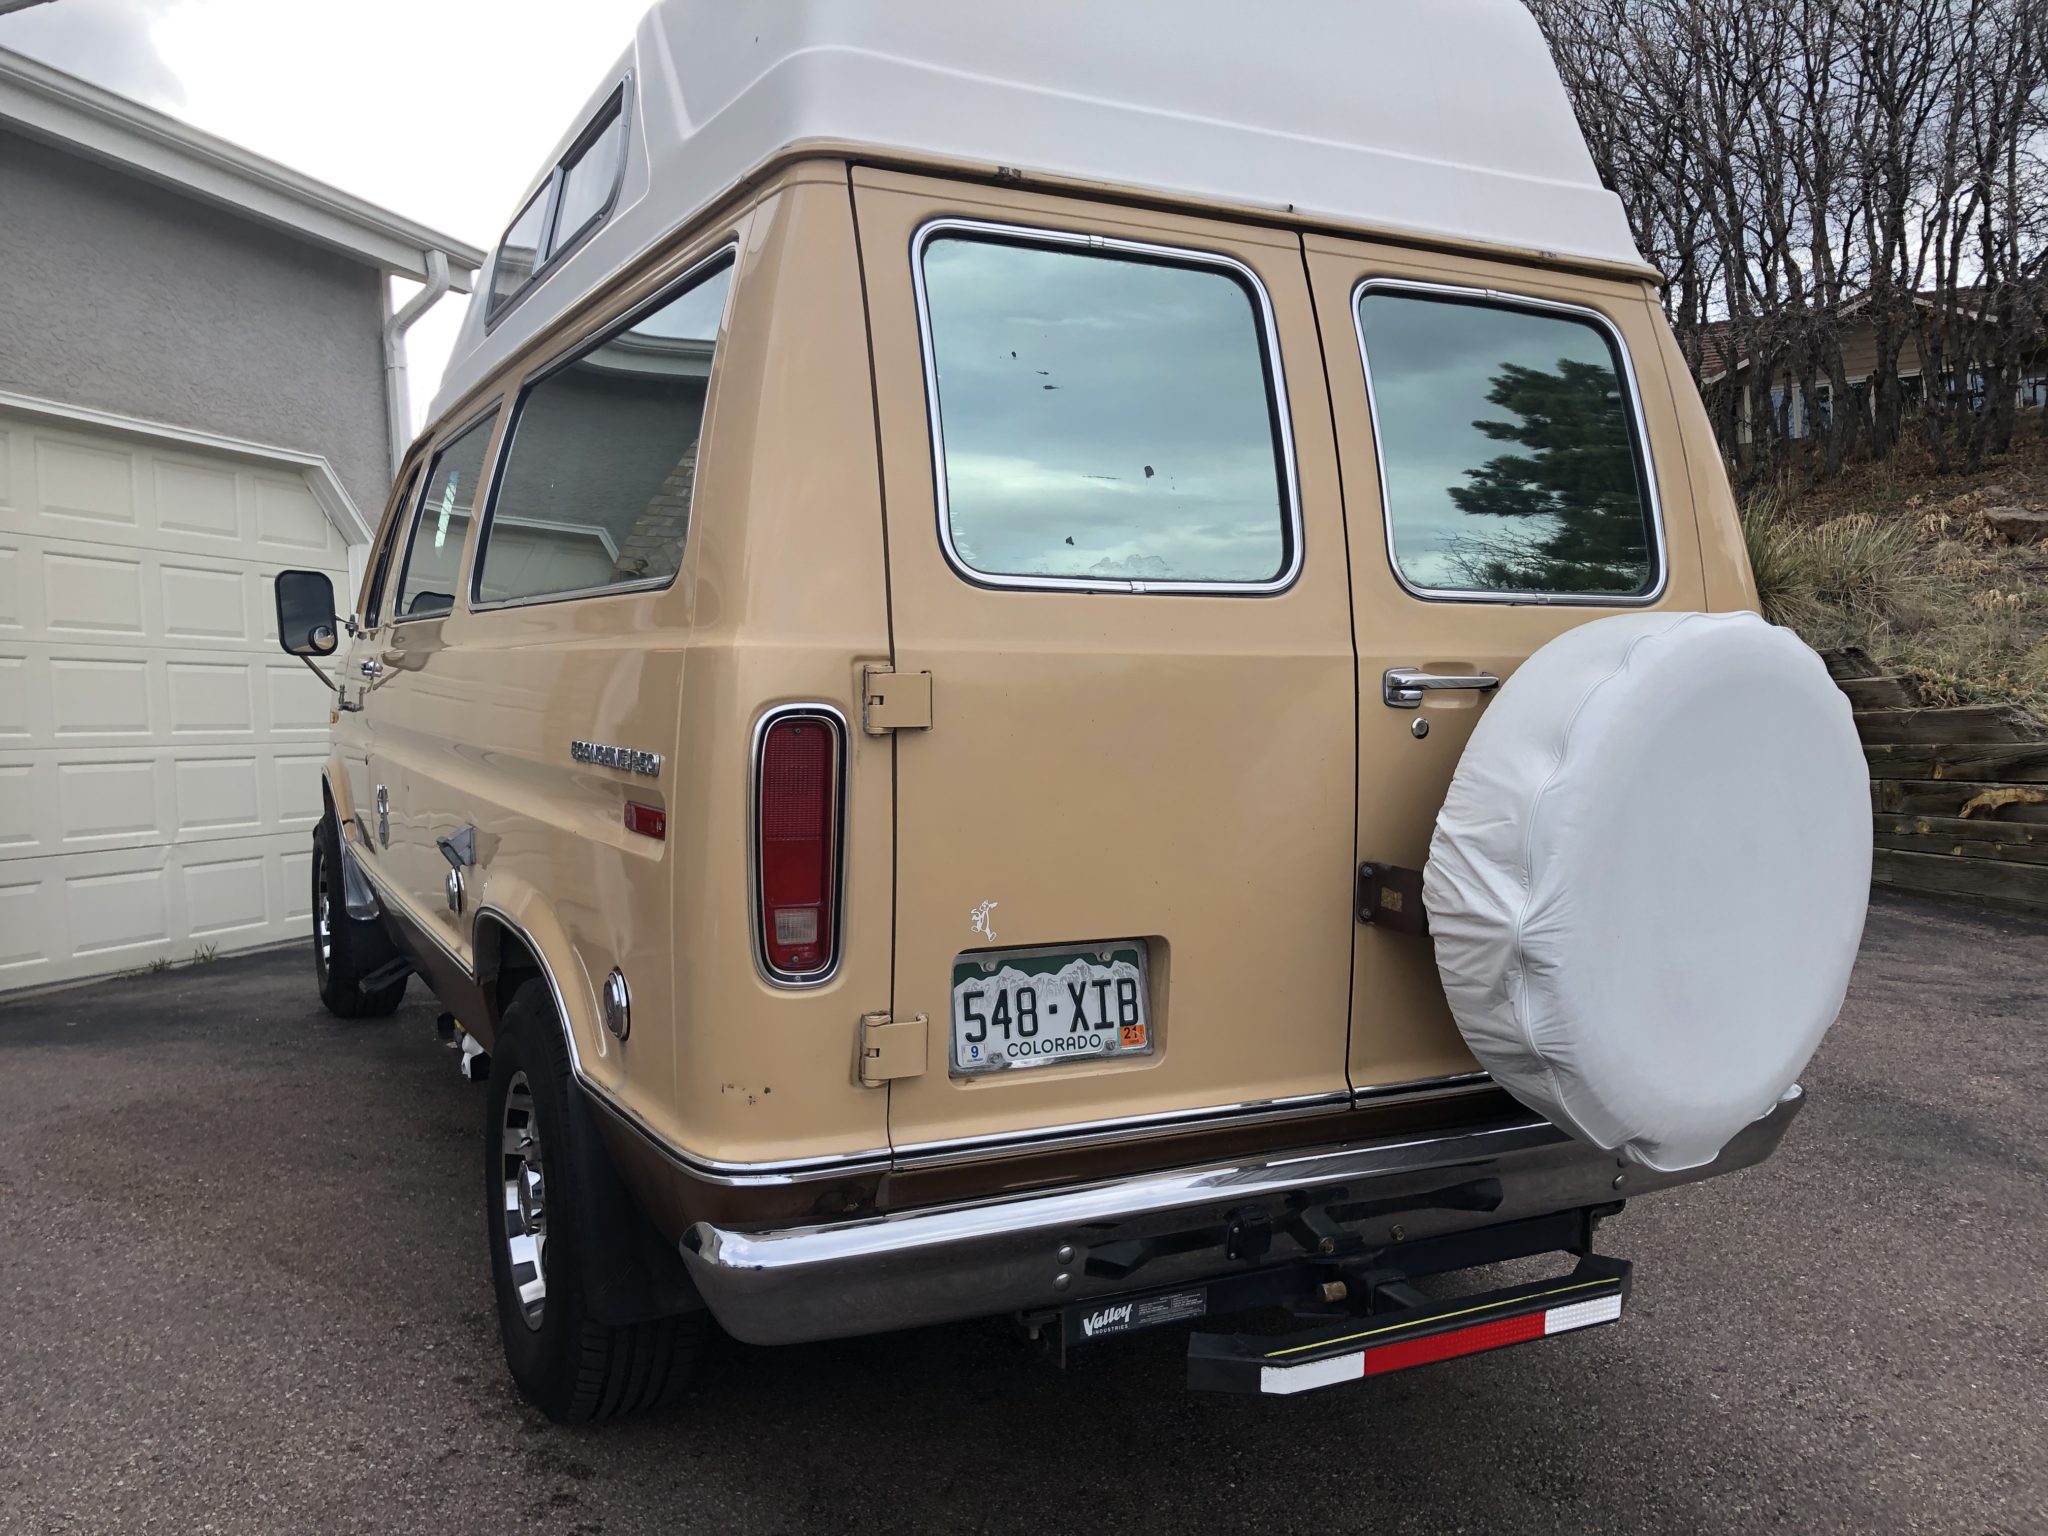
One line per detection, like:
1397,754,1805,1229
1068,1288,1208,1344
969,899,999,944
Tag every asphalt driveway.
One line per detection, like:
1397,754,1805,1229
2,892,2043,1535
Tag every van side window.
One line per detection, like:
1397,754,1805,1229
1356,286,1659,600
918,230,1296,590
473,255,734,606
392,412,499,622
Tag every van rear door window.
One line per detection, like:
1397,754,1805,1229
393,412,498,621
1356,286,1659,600
473,254,734,607
917,229,1296,591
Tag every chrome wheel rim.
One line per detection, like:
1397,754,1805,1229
499,1072,548,1330
314,847,333,970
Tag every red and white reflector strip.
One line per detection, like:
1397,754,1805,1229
1258,1285,1624,1396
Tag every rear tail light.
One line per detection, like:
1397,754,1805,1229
754,709,843,982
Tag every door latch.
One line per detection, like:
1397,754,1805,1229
861,665,933,734
857,1011,927,1086
438,825,475,914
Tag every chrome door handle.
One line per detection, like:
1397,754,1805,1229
359,658,383,678
1384,667,1501,708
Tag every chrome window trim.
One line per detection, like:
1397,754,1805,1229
910,217,1305,596
468,243,739,615
1351,277,1669,607
748,703,851,989
362,464,422,629
387,402,503,628
485,74,635,333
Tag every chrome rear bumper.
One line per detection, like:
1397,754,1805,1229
680,1088,1805,1345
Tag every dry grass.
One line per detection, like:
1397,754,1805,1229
1740,428,2048,717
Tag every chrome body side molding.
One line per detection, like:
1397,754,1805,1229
348,841,1509,1187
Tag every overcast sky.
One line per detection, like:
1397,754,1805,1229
0,0,652,426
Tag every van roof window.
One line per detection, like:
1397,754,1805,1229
486,82,629,326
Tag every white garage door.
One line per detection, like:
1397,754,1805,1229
0,407,358,991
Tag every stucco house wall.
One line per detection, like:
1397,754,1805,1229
0,125,391,513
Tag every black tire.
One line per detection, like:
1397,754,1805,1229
485,980,707,1422
312,815,407,1019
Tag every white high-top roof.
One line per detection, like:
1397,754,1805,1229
430,0,1643,421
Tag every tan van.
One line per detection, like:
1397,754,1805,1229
270,0,1868,1419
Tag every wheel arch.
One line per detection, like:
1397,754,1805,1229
469,898,604,1080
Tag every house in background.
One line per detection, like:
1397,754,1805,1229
1698,292,2048,444
0,45,483,991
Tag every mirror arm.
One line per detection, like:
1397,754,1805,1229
296,654,362,712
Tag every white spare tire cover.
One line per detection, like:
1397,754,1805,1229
1423,611,1869,1172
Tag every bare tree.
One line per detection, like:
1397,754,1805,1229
1528,0,2048,480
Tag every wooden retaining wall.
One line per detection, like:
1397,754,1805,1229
1827,652,2048,918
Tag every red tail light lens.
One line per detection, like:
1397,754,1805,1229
755,712,841,980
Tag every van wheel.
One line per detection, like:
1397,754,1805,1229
485,980,706,1422
312,816,406,1018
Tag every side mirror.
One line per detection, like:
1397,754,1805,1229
274,569,339,657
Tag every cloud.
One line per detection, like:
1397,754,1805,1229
0,0,186,108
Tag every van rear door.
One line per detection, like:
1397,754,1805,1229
853,169,1356,1155
1301,236,1710,1094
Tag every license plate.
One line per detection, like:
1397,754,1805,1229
950,942,1151,1075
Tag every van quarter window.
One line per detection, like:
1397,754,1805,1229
1356,285,1660,601
473,254,734,606
918,228,1296,590
392,411,499,622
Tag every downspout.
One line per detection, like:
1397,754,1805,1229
382,248,452,479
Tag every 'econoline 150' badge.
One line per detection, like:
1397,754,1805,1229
570,740,663,777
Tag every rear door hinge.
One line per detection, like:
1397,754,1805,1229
1357,862,1430,936
858,1011,928,1086
861,664,933,734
